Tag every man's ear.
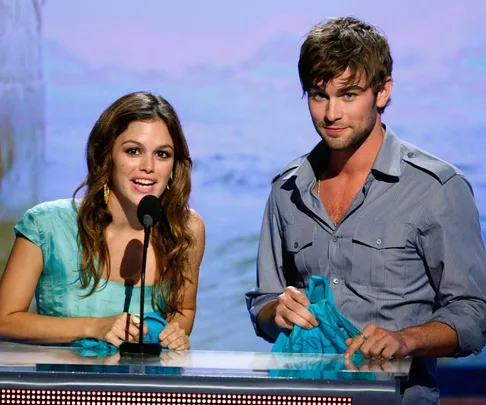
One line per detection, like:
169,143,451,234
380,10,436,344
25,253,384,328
376,77,393,110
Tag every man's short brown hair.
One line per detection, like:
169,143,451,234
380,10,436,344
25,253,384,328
298,16,393,113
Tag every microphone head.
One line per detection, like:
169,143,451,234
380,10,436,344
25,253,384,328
137,195,163,227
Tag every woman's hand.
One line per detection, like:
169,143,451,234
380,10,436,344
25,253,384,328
160,349,189,366
90,312,147,347
158,321,190,350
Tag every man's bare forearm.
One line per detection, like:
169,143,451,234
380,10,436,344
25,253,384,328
400,321,459,357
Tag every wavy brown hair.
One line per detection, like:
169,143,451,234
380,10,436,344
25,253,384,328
73,91,193,318
298,16,393,114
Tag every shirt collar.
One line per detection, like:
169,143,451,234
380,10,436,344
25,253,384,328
371,125,402,178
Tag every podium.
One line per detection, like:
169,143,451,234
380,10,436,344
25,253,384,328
0,343,411,405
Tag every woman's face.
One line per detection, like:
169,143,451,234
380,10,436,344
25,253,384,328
110,119,174,208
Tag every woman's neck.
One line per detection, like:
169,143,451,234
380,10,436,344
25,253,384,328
106,193,144,232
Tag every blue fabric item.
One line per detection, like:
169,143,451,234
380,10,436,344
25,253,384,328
268,354,374,381
270,276,374,380
72,312,167,357
71,338,118,357
144,312,168,343
272,275,365,362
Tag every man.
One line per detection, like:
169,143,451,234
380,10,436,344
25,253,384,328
246,16,486,404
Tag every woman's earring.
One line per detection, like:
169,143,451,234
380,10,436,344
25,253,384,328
167,173,173,190
104,184,110,205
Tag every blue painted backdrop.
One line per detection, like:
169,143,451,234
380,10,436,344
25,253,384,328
2,1,486,366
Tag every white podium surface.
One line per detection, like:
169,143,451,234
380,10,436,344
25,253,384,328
0,343,412,405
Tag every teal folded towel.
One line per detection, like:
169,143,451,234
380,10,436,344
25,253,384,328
72,311,167,357
270,276,375,380
72,338,119,357
144,312,168,343
273,275,364,360
268,354,372,380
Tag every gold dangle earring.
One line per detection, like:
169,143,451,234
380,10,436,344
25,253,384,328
103,184,110,205
167,173,173,190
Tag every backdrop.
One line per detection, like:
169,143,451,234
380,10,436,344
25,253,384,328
1,0,485,366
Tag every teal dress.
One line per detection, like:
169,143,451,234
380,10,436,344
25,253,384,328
14,199,157,318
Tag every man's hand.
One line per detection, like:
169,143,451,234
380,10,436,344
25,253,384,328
344,357,395,372
274,286,318,330
344,323,413,360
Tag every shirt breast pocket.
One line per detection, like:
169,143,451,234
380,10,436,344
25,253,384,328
351,221,410,289
283,223,316,284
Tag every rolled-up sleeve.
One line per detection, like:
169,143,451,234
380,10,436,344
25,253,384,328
245,190,286,342
418,174,486,356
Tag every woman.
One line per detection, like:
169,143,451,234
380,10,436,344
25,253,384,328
0,91,205,350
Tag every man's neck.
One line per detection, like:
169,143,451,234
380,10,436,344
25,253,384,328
325,121,385,179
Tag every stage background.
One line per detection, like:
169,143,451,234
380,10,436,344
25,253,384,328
1,0,485,371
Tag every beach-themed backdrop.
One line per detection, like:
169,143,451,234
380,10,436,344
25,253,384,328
1,0,485,370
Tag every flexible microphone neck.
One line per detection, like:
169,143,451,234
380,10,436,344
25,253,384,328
119,194,165,357
136,195,162,344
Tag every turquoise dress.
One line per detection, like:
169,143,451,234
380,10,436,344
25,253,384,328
14,199,157,318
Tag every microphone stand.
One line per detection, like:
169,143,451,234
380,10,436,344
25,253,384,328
120,217,161,357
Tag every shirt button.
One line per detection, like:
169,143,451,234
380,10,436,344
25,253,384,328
407,152,414,158
332,236,338,242
376,238,382,245
332,278,340,285
294,241,299,249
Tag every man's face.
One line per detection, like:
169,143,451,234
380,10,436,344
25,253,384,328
307,68,391,150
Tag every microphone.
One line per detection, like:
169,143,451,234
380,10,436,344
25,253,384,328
120,195,164,357
137,194,163,229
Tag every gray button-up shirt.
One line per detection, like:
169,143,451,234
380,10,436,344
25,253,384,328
246,126,486,404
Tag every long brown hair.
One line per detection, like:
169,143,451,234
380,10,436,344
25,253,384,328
298,16,393,114
73,91,193,318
